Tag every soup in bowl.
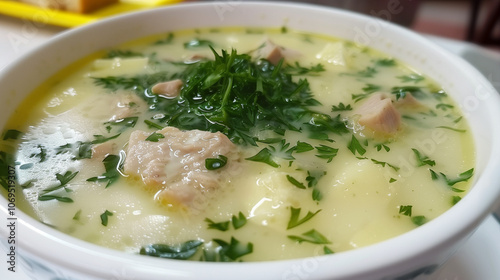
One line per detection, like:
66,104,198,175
1,2,500,280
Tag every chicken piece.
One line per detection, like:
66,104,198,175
253,39,286,65
108,94,145,121
394,92,423,108
354,93,401,134
91,142,115,161
123,127,240,209
151,79,183,98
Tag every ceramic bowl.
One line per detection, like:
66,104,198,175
1,2,500,280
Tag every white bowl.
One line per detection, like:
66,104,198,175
1,2,500,280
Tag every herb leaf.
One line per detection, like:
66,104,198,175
145,132,165,142
205,155,228,170
286,175,307,189
348,135,366,156
86,154,122,188
315,144,338,163
412,148,436,167
140,240,203,260
205,218,230,232
287,207,321,229
399,205,412,216
246,148,280,167
288,229,331,244
231,212,247,229
213,237,253,261
100,210,113,226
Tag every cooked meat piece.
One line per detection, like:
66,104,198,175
151,79,183,98
107,94,145,121
354,93,401,134
253,39,285,65
91,142,115,161
123,127,240,209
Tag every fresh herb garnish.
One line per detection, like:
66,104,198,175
286,175,306,189
104,117,138,133
285,62,325,76
86,154,122,188
140,240,203,260
145,132,165,142
348,135,366,156
331,102,352,112
245,148,280,167
375,58,396,67
100,210,113,226
205,218,230,232
287,207,321,229
205,155,228,170
411,216,427,226
436,126,466,133
41,171,79,194
397,74,424,83
213,237,253,261
288,229,331,244
231,212,247,229
38,195,73,203
295,141,314,153
412,148,436,167
399,205,412,216
374,143,390,152
315,144,338,163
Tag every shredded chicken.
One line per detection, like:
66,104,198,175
151,79,183,98
123,127,240,209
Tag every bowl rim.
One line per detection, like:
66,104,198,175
2,1,500,279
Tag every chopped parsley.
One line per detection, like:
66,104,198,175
100,210,113,226
288,229,331,244
86,154,123,188
205,155,228,170
348,135,366,156
287,207,321,229
140,240,203,260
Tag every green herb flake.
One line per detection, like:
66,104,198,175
91,133,120,144
411,216,427,226
38,195,73,203
315,145,338,163
436,126,466,133
205,218,230,232
286,175,307,189
145,132,165,142
140,240,203,260
100,210,113,226
323,246,335,254
331,102,352,112
375,58,396,67
397,74,424,83
295,141,314,153
205,155,228,170
73,210,82,221
348,135,366,156
452,196,462,205
412,148,436,167
86,154,122,188
287,229,331,244
245,148,280,168
375,143,390,152
231,212,247,230
213,237,253,261
399,205,412,216
287,207,321,229
442,168,474,186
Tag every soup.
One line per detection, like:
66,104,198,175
0,27,474,262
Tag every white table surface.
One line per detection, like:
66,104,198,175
1,11,500,280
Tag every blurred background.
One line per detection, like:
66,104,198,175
189,0,500,51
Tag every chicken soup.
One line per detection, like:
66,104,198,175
0,27,474,261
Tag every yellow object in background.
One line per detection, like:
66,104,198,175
0,0,184,27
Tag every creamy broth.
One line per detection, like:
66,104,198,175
0,27,474,261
